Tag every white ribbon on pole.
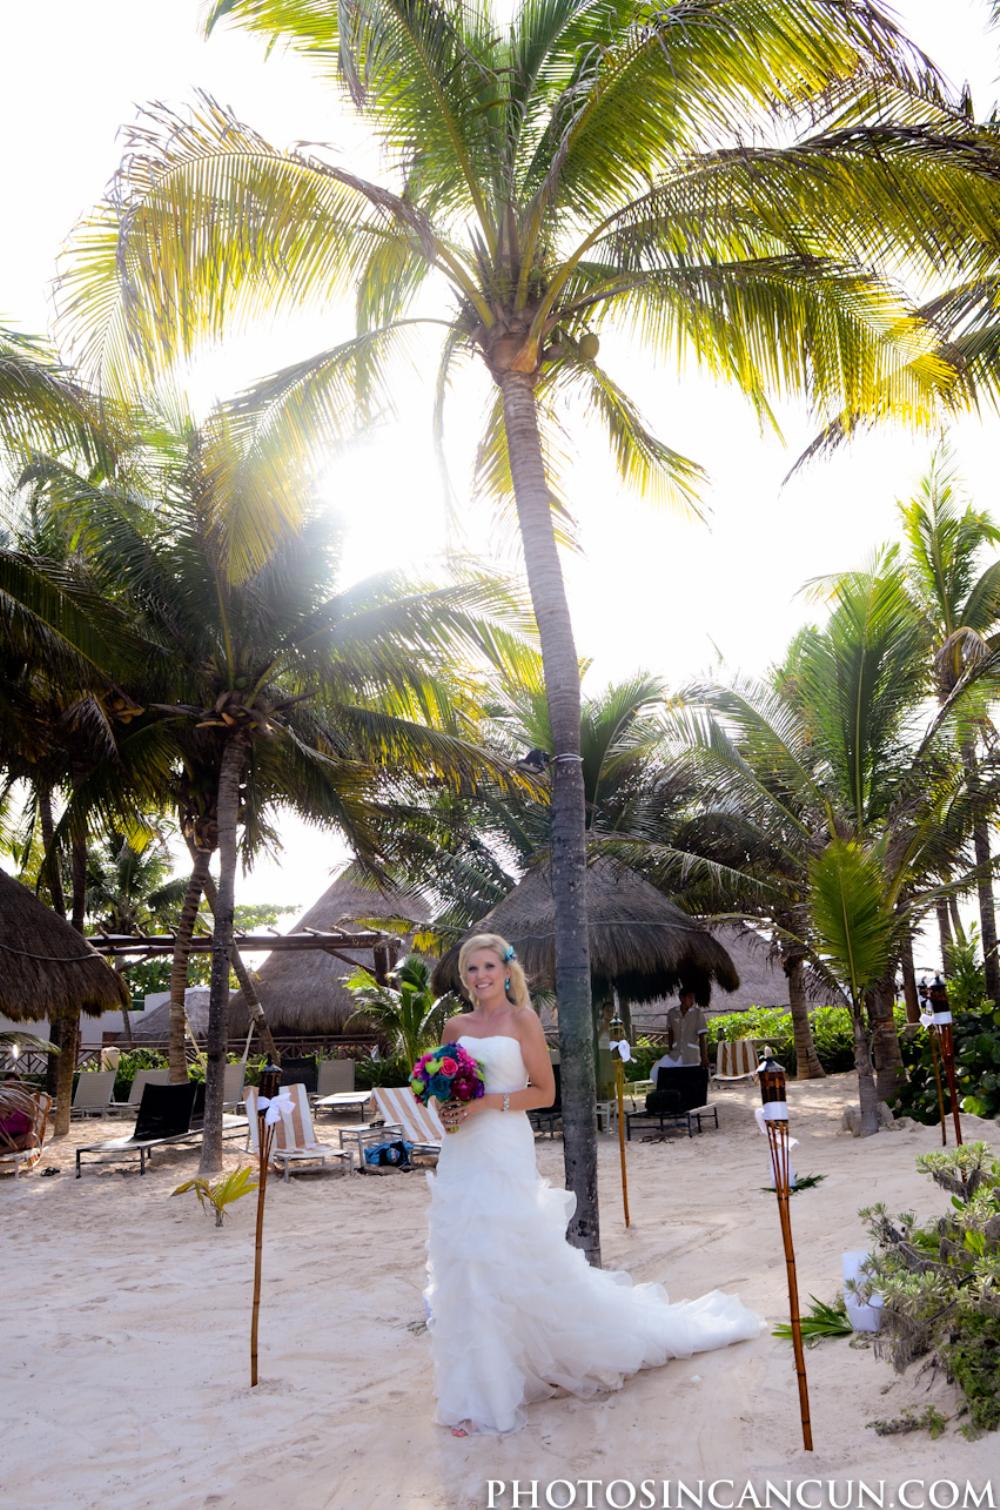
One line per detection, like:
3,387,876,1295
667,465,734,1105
609,1039,632,1062
919,1009,934,1029
932,1011,953,1026
754,1104,799,1188
258,1088,294,1126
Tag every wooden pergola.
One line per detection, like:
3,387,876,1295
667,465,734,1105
87,926,393,976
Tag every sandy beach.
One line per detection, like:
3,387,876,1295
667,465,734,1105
4,1076,999,1510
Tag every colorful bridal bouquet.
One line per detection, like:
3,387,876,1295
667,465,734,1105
410,1043,486,1131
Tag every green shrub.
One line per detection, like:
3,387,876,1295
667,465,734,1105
858,1144,1000,1434
891,1004,1000,1124
111,1049,168,1100
354,1053,411,1089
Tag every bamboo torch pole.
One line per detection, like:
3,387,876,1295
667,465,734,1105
609,1006,630,1229
251,1063,281,1388
919,979,947,1145
930,978,963,1147
759,1058,813,1453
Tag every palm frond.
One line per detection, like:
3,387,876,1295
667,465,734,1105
808,837,895,1005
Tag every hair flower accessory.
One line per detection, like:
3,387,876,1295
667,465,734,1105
502,945,517,962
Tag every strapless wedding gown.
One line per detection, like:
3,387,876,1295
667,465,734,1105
425,1034,764,1434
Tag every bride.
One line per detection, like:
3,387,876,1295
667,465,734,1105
425,931,764,1435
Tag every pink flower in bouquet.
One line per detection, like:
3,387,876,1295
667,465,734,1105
409,1042,486,1110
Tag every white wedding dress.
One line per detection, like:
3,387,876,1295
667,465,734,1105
425,1034,764,1434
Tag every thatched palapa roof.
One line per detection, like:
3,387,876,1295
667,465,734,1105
631,924,834,1025
227,874,430,1037
0,870,130,1019
432,858,739,1007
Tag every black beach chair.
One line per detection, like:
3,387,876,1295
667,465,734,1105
280,1057,319,1095
625,1065,718,1140
75,1082,244,1176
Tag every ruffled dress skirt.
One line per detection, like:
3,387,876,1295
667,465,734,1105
425,1095,763,1434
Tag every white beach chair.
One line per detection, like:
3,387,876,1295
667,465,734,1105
222,1063,246,1114
70,1069,116,1119
244,1083,351,1181
712,1038,760,1085
316,1058,355,1095
372,1087,445,1158
109,1068,171,1117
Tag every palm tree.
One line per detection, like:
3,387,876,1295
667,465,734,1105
0,487,155,1124
58,2,990,1259
898,452,1000,1005
21,413,534,1168
683,566,984,1123
0,323,117,467
345,954,451,1068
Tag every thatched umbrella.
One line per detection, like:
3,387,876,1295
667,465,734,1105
0,870,129,1021
227,874,430,1040
432,858,739,1008
0,871,129,1136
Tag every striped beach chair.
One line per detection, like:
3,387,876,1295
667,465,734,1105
372,1087,444,1159
244,1083,351,1181
712,1038,761,1085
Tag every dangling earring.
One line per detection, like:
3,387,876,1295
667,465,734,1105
505,976,511,991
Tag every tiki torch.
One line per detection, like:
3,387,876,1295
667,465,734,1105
759,1057,813,1453
919,978,948,1146
250,1064,284,1387
930,977,963,1147
609,1005,631,1229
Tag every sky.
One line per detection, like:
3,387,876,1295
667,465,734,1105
4,0,1000,922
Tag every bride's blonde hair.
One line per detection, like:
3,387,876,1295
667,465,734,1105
458,933,531,1010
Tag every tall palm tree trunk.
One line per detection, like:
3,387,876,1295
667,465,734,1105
851,1003,881,1136
936,898,954,971
199,866,280,1064
38,788,66,1098
962,738,1000,1007
867,974,906,1101
53,830,89,1137
38,787,66,917
200,734,247,1173
900,932,921,1025
500,371,599,1265
783,953,824,1079
168,848,212,1082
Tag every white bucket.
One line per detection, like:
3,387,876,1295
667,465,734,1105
842,1249,883,1332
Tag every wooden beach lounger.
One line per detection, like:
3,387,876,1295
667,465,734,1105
244,1083,351,1181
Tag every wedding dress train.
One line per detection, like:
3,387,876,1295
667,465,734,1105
425,1034,764,1433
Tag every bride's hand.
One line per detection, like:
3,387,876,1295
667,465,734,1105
440,1098,479,1131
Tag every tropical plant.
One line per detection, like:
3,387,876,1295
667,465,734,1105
0,323,117,468
900,453,1000,1001
858,1144,1000,1434
773,1295,852,1344
680,564,989,1129
7,407,533,1165
172,1164,259,1228
57,0,997,1263
345,954,452,1069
